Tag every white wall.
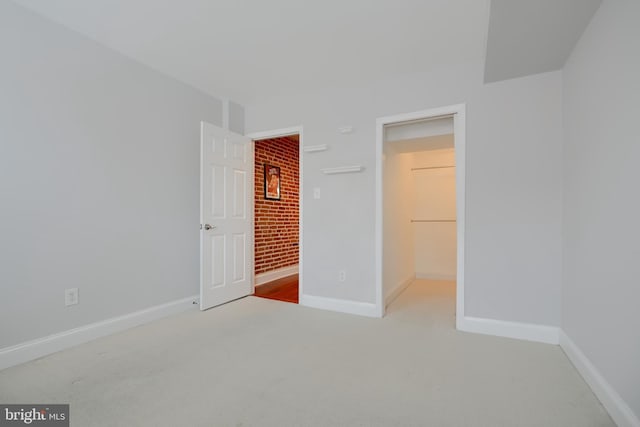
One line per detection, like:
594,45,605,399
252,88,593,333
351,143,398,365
228,100,245,135
412,149,456,280
562,0,640,420
382,147,415,299
246,63,563,326
0,2,239,348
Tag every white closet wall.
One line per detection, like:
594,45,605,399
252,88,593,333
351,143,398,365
412,149,457,280
382,148,416,299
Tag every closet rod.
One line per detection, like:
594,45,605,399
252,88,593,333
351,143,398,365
411,219,456,223
411,165,455,171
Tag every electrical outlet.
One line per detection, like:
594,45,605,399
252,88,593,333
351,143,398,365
338,270,346,282
313,187,321,199
65,288,79,306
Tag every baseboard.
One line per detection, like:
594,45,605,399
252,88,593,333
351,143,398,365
385,275,415,307
457,316,560,345
416,272,457,281
299,294,379,318
559,331,640,427
255,265,298,286
0,295,199,371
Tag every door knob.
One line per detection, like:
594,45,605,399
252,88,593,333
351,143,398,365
203,224,216,231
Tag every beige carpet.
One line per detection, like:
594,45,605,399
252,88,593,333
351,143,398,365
0,280,613,426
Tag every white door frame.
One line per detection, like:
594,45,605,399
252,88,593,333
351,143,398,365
245,126,304,298
375,104,466,327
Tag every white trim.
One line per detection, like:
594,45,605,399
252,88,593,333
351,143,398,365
246,126,304,299
457,316,560,345
299,295,378,318
375,115,384,317
255,265,299,286
385,275,415,307
560,331,640,427
247,126,303,141
376,104,466,322
248,133,256,294
415,272,457,281
453,106,466,330
199,122,206,307
321,165,364,175
0,295,198,371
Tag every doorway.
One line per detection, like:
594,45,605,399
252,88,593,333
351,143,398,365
375,105,466,326
248,127,303,304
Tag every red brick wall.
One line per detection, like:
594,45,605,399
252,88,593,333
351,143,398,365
254,136,299,275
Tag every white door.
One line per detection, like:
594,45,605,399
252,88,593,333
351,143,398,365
200,121,253,310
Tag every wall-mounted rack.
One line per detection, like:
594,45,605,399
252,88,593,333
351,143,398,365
321,165,364,175
303,144,329,153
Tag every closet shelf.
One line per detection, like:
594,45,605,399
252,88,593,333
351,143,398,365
411,165,455,171
411,219,456,223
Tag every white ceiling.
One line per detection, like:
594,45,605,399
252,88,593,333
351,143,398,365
12,0,604,103
12,0,489,103
484,0,602,83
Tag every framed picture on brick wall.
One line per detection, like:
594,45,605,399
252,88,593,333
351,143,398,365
264,164,281,200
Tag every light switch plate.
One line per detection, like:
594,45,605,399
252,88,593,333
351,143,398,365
65,288,79,306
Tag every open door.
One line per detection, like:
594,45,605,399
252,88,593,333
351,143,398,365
200,121,253,310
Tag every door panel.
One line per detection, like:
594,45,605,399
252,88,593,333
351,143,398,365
210,165,226,218
232,233,246,282
200,122,253,310
232,169,246,218
210,234,226,288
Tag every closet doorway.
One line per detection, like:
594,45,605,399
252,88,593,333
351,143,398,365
248,128,302,304
375,105,466,325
